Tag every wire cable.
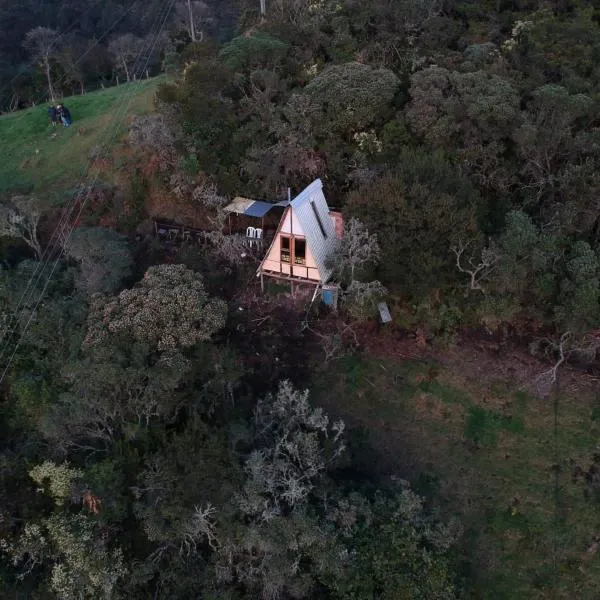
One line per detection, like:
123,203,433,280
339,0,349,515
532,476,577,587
0,0,173,348
0,0,135,105
0,0,176,383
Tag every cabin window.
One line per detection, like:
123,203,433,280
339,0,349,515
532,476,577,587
281,236,290,262
294,239,306,265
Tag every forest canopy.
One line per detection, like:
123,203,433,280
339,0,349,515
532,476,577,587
2,0,600,598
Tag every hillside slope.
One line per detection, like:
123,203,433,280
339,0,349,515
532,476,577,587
0,78,162,202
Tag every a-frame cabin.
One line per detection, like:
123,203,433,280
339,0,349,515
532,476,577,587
257,179,339,290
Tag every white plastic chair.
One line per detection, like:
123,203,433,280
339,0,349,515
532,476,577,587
246,226,256,238
255,228,263,239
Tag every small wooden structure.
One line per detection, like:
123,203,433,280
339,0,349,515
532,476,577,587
257,179,340,294
223,196,287,235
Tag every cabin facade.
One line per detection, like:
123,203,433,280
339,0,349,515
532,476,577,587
257,179,340,290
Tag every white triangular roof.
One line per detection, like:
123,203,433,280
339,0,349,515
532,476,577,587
289,179,338,281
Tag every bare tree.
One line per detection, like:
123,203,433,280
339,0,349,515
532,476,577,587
192,183,257,264
306,320,359,363
330,217,379,284
174,1,213,42
180,504,219,553
129,114,178,167
343,279,387,320
239,380,345,519
534,331,600,397
23,27,60,101
57,38,87,95
0,196,43,258
108,34,144,82
452,240,500,296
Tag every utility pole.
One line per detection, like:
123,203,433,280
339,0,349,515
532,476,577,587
188,0,197,42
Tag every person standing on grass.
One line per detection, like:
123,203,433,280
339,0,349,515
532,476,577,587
48,104,58,127
57,104,72,127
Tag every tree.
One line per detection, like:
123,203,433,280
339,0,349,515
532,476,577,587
325,488,459,600
239,380,345,519
66,227,133,295
213,381,346,600
346,151,480,299
555,240,600,334
84,264,227,351
513,84,595,223
290,62,400,137
0,196,43,258
57,36,90,96
342,280,388,320
129,114,178,169
505,8,600,93
218,33,289,72
23,27,60,101
156,58,238,176
6,462,127,599
0,260,87,435
41,344,193,451
452,240,501,296
108,34,144,82
174,0,214,42
132,417,240,570
405,67,520,194
331,218,380,284
329,218,387,319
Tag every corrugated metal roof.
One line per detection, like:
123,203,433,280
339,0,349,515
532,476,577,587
291,179,338,282
244,200,277,218
224,197,287,217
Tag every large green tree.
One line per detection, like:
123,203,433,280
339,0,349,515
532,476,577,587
346,151,480,299
84,263,227,351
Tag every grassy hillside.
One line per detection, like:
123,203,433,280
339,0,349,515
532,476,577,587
0,78,162,202
311,342,600,599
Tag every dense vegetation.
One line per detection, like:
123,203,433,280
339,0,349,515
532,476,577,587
2,0,600,598
0,0,235,110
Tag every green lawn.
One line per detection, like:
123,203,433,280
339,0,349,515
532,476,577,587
310,352,600,599
0,78,162,202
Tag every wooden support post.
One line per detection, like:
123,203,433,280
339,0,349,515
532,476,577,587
260,273,264,292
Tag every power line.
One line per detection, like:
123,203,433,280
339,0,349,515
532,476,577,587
0,0,175,375
0,0,147,108
0,0,177,384
0,0,174,350
0,0,117,102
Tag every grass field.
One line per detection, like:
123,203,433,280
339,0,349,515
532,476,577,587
310,347,600,599
0,78,162,201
